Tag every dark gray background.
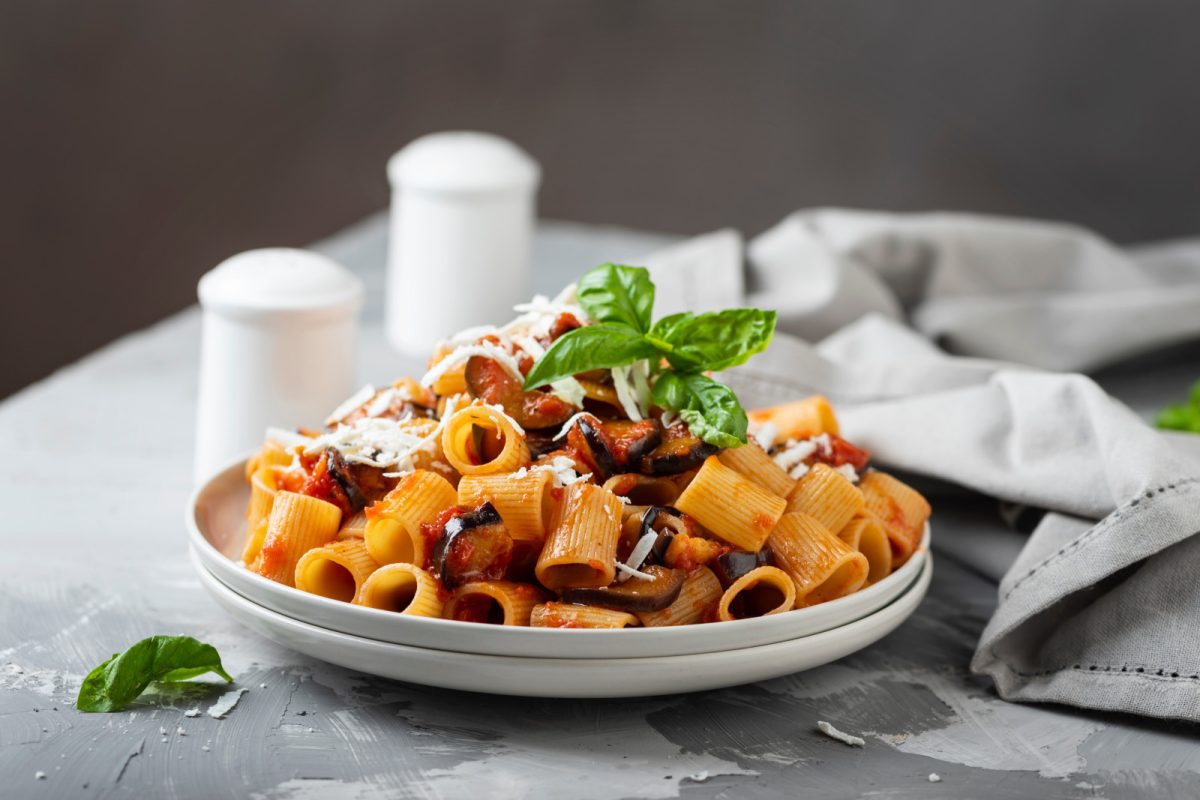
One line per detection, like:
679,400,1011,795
4,0,1199,399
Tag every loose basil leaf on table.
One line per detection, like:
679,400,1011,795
651,371,749,449
576,263,656,334
648,309,777,372
523,324,660,390
76,635,234,713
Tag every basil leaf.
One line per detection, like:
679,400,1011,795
576,263,656,334
523,324,660,390
76,636,233,713
649,309,777,372
651,371,748,449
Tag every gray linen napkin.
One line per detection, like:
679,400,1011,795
643,209,1200,722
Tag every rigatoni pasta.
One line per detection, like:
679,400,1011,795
531,603,640,629
356,563,444,617
444,581,544,625
676,456,786,552
785,463,865,534
768,513,869,607
837,514,893,585
859,471,931,566
253,491,342,586
240,264,932,630
294,539,378,603
716,566,797,621
364,470,457,566
535,483,622,590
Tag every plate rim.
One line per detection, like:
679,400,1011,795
194,546,934,670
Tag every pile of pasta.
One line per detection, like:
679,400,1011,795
241,390,931,629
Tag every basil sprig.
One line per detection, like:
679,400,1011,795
523,263,776,447
76,635,233,712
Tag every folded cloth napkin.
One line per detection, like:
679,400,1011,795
643,209,1200,722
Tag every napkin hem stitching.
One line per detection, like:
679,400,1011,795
990,660,1200,682
1001,477,1200,601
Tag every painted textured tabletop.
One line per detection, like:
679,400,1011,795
3,214,1199,800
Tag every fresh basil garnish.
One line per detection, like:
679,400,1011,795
576,263,656,333
522,263,775,447
648,309,776,372
651,371,748,449
523,324,660,390
76,635,234,713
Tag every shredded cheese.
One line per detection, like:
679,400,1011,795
834,463,859,483
611,365,644,422
614,561,655,581
615,531,659,583
554,411,600,441
773,439,818,472
324,384,375,426
265,427,312,449
365,388,396,418
751,421,779,451
420,342,523,388
519,454,592,488
483,402,526,435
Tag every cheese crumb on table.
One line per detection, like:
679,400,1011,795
35,771,46,780
816,720,865,747
929,773,942,783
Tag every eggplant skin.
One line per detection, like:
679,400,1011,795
639,434,719,476
326,450,372,513
713,549,775,588
640,506,686,564
576,417,618,478
431,503,513,589
560,565,686,612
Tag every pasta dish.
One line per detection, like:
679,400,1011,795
239,264,931,628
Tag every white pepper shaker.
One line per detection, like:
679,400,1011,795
385,131,540,355
193,248,364,482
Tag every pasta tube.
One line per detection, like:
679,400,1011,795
784,463,865,535
246,466,277,533
601,473,680,506
535,483,623,590
241,518,269,566
364,470,457,566
859,471,931,566
748,395,839,440
837,514,893,585
458,470,554,543
337,510,369,540
254,491,343,587
294,539,379,603
444,580,545,625
441,404,531,476
530,603,640,629
716,566,796,621
636,566,723,627
355,563,444,617
246,438,294,480
768,512,868,606
675,456,785,552
718,442,794,498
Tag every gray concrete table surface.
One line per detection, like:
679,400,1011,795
3,214,1198,800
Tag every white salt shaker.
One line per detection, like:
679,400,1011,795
385,131,540,355
193,248,364,482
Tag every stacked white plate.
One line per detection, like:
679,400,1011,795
188,460,933,698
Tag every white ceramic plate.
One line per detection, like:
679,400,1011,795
189,455,930,659
193,548,933,697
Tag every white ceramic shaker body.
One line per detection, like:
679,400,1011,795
193,248,364,482
385,131,540,355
